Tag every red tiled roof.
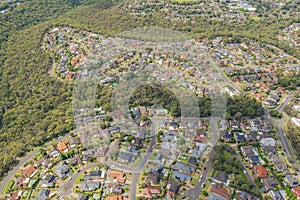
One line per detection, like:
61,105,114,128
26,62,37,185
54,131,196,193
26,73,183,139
254,165,268,178
22,165,37,178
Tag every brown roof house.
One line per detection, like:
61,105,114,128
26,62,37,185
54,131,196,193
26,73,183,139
22,165,38,178
57,141,70,154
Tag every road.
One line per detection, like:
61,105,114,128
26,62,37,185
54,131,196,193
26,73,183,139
187,149,215,200
59,119,157,199
0,150,39,193
264,91,300,170
0,133,70,195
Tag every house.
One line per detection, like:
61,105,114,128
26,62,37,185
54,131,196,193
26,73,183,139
262,177,278,191
188,157,198,166
57,141,70,153
54,164,69,179
166,181,180,197
241,146,256,157
77,194,89,200
84,170,102,181
69,137,81,148
221,131,233,141
39,157,53,169
269,190,284,200
248,155,260,166
260,138,276,147
292,186,300,199
171,162,195,174
214,171,228,185
236,191,257,200
81,182,101,192
10,191,23,200
236,133,247,143
246,132,257,143
109,126,120,134
285,175,299,188
144,187,161,199
105,196,123,200
146,167,163,184
49,149,60,158
36,189,49,200
261,146,277,156
118,151,136,164
208,184,231,200
168,122,178,130
95,146,108,157
107,170,126,184
22,165,38,178
254,165,268,178
16,175,30,188
173,171,192,182
40,174,56,187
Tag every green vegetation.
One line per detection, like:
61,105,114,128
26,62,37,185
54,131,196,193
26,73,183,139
270,110,283,119
285,121,300,160
0,0,296,181
129,83,181,117
1,180,14,194
211,145,261,198
276,72,300,90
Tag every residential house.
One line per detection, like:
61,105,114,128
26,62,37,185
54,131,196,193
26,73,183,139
254,165,268,178
105,196,123,200
40,174,56,187
269,190,284,200
285,175,299,188
221,131,233,141
241,146,256,157
166,181,180,197
81,182,101,192
260,138,276,147
262,177,278,191
173,171,192,182
144,187,161,199
49,149,60,158
22,165,38,178
188,157,198,166
77,194,89,200
236,133,247,143
107,170,126,184
236,191,257,200
292,186,300,199
247,155,260,167
84,170,102,181
69,137,81,148
57,141,70,154
95,146,108,157
54,164,69,179
36,189,49,200
214,171,228,185
171,162,196,174
10,191,23,200
146,167,163,185
261,146,277,156
208,184,231,200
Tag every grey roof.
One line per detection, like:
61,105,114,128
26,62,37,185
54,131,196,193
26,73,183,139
84,170,102,181
55,164,69,179
173,171,192,182
214,171,228,183
171,162,195,174
36,189,49,200
81,182,101,192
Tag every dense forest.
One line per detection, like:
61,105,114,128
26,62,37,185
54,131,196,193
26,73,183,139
0,0,296,180
285,121,300,161
211,145,262,198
